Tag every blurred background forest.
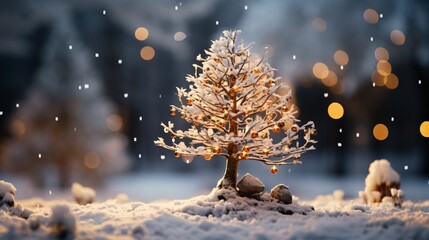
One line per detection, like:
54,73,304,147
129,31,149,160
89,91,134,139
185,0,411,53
0,0,428,200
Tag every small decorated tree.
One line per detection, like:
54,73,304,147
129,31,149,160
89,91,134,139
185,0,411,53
155,30,316,191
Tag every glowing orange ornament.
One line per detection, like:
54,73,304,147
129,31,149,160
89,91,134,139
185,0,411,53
242,145,250,152
263,149,269,156
270,165,278,174
213,145,222,154
272,125,280,133
170,107,177,116
251,131,258,138
204,154,212,161
174,152,181,158
186,98,193,105
281,106,288,112
240,151,248,159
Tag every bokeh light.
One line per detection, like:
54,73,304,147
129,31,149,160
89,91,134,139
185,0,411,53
420,121,429,138
390,30,405,46
106,114,123,131
376,60,392,76
328,102,344,119
174,32,187,41
84,151,101,169
385,73,399,89
321,70,338,87
363,9,379,24
313,62,329,79
374,47,389,61
373,123,389,140
371,70,385,86
311,17,327,32
140,46,156,61
334,50,349,66
11,119,26,137
135,27,149,41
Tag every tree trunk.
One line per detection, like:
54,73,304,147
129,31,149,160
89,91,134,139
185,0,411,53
217,155,239,190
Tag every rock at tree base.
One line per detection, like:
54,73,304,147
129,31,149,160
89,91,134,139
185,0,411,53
271,184,292,205
237,173,265,198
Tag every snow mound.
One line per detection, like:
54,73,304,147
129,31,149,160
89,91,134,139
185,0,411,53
173,188,314,217
0,180,17,207
361,159,404,206
50,205,76,238
71,183,96,205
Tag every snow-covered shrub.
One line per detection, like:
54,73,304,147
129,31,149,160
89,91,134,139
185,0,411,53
71,183,96,205
50,205,76,237
360,159,404,207
0,180,17,207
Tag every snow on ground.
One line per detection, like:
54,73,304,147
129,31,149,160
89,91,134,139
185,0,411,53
1,187,429,240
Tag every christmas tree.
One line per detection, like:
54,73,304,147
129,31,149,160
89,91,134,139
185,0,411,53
155,30,316,190
1,16,129,188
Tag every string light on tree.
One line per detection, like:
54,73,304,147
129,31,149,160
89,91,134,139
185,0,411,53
154,30,316,190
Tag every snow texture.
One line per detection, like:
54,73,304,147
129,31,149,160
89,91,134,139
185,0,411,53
71,183,96,205
361,159,404,206
50,205,76,238
0,188,428,239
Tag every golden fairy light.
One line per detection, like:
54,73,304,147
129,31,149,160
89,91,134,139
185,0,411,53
135,27,149,41
84,151,101,169
311,17,327,32
371,71,385,87
375,47,389,61
312,62,329,79
390,30,406,46
11,119,26,137
376,60,392,76
373,123,389,141
363,9,379,24
420,121,429,138
106,114,123,132
174,32,187,41
327,102,344,120
334,50,349,66
385,73,399,90
321,71,338,87
140,46,155,61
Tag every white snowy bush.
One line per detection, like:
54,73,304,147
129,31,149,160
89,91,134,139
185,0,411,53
360,159,404,207
71,183,96,205
0,180,17,207
50,205,76,237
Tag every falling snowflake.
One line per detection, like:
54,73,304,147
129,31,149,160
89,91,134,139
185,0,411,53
324,93,329,98
95,53,99,58
139,116,143,121
338,143,342,147
160,155,165,160
124,93,129,98
356,133,360,137
16,103,19,108
215,20,219,25
370,37,374,42
118,59,123,64
84,84,89,89
69,45,72,50
292,55,296,60
404,165,408,170
102,10,106,15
